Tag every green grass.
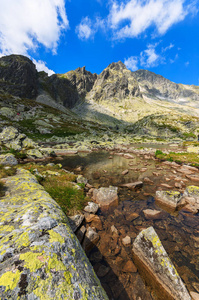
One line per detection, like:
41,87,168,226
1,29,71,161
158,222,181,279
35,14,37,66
23,163,86,215
0,164,16,179
155,151,199,167
155,149,164,156
9,148,27,159
44,183,85,215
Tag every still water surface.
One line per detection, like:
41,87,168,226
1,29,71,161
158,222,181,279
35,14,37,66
58,150,199,299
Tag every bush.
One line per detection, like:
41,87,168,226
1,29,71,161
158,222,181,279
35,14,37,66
9,148,27,159
155,150,163,156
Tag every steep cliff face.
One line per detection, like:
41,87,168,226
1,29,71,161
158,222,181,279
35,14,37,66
0,55,38,99
133,69,199,104
88,61,142,102
44,74,79,109
65,66,97,100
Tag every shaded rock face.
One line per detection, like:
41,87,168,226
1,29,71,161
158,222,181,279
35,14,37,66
0,169,108,300
133,69,199,102
88,61,142,103
66,66,97,99
0,55,38,99
44,74,79,109
132,227,191,300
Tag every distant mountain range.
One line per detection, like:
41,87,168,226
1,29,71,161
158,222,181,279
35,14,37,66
0,54,199,140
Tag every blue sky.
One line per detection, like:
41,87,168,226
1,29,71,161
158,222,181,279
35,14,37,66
0,0,199,85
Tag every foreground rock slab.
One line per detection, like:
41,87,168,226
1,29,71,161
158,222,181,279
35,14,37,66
0,169,108,300
132,227,191,300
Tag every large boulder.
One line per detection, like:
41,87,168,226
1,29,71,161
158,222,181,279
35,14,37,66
0,169,108,299
155,190,182,209
0,55,38,98
0,126,19,142
181,186,199,213
0,153,18,166
132,227,191,300
26,149,43,159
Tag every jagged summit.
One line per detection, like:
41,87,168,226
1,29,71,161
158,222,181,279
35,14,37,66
0,54,38,99
133,68,199,103
1,54,199,132
107,61,127,71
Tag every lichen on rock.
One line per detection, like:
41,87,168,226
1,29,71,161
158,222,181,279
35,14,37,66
0,168,108,299
132,226,191,300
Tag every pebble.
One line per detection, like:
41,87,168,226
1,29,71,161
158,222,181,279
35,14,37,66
122,236,131,246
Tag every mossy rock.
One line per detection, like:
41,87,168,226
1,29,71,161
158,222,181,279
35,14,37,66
0,169,108,299
0,153,18,166
26,149,43,159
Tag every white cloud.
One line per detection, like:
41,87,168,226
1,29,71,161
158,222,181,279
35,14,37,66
140,44,160,67
124,56,138,71
170,53,179,63
0,0,69,56
162,43,174,52
125,43,165,71
33,59,55,76
108,0,191,39
76,17,94,40
76,16,105,40
185,61,189,67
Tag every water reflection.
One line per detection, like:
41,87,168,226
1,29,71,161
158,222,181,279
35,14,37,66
57,151,199,299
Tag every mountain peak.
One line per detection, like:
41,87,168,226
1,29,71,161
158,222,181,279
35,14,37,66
107,61,127,71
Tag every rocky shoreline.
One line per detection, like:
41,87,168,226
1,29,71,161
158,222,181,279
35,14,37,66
0,125,199,299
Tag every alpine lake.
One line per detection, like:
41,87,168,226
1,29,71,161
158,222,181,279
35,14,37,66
53,144,199,300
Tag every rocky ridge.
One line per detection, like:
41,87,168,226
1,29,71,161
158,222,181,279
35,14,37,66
1,54,199,141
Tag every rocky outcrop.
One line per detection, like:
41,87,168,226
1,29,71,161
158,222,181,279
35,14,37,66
0,55,38,99
88,61,142,103
0,169,108,299
65,66,97,100
0,126,37,151
132,227,191,300
133,69,199,104
39,73,79,109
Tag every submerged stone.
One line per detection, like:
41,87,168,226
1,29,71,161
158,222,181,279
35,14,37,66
132,227,191,300
92,186,118,209
120,181,143,190
143,209,165,220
